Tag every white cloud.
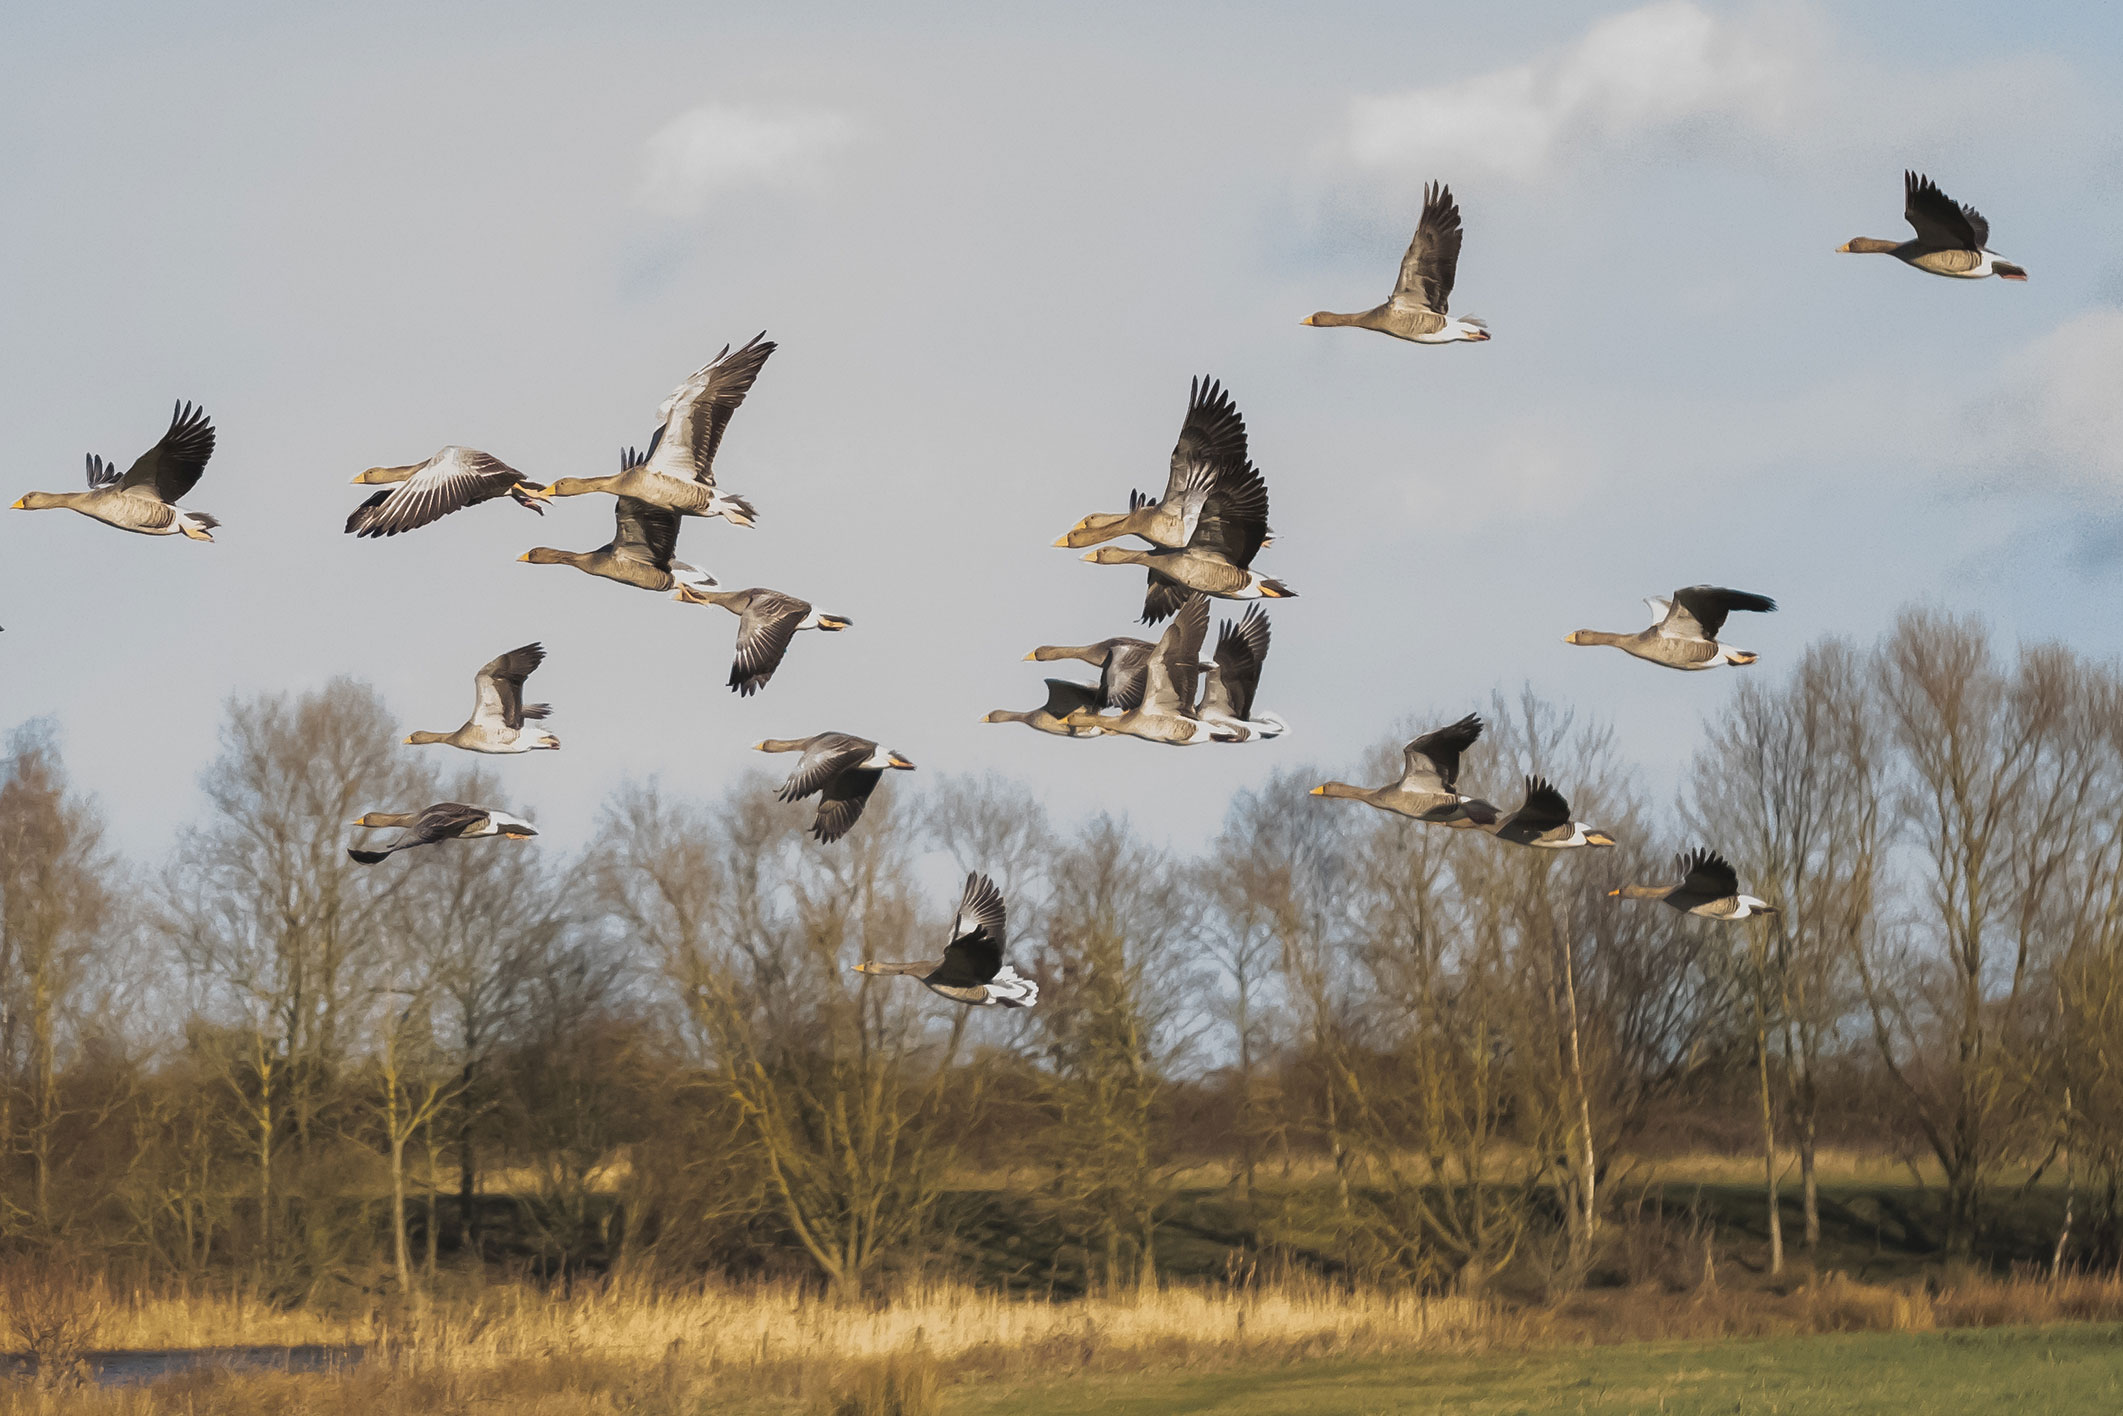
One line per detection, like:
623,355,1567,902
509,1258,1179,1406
1343,1,1818,181
638,104,857,216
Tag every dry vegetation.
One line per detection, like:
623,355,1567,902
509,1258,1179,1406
2,612,2123,1407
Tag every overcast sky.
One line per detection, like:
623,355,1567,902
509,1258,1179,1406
5,1,2123,859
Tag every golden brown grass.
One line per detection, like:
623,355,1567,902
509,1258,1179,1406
0,1270,2114,1413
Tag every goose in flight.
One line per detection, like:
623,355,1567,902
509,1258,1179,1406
755,733,915,843
1025,636,1154,712
1839,172,2027,280
13,402,219,540
348,803,538,864
1489,777,1615,849
852,873,1038,1008
1565,585,1777,670
1301,182,1490,343
1080,462,1294,621
345,446,548,538
1311,713,1498,827
673,586,852,696
1058,596,1234,745
1196,606,1284,741
983,679,1107,737
1056,377,1248,550
404,643,559,754
1612,849,1777,919
537,334,773,524
519,446,716,593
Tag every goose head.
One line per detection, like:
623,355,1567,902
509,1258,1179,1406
815,613,854,631
518,548,575,566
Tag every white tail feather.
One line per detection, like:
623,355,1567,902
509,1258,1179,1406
987,965,1038,1009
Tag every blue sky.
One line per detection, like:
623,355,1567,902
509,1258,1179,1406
5,1,2122,857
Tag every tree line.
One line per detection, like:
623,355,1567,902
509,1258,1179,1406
0,608,2119,1301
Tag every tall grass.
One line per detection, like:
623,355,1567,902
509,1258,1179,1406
0,1270,2116,1413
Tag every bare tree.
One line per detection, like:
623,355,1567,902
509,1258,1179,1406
1863,614,2109,1252
0,723,117,1239
163,679,427,1280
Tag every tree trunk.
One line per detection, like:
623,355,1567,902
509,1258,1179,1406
390,1131,413,1295
1755,1015,1783,1276
1558,929,1597,1249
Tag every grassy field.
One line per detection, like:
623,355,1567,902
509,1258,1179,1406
947,1325,2123,1416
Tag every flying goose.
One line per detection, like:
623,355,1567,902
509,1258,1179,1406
1565,585,1777,671
1489,777,1615,849
348,803,538,864
755,733,915,843
537,334,773,523
852,872,1038,1008
1081,462,1294,621
1196,605,1284,741
983,679,1106,737
404,643,559,754
519,447,716,593
1056,377,1248,550
1058,596,1235,745
673,586,853,696
1839,172,2027,281
1611,849,1777,919
345,446,548,537
1310,713,1499,827
1024,636,1154,711
1301,182,1490,344
13,402,219,539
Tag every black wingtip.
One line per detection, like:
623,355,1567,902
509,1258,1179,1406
348,847,390,865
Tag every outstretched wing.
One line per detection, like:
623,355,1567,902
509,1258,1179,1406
730,591,810,697
1510,776,1572,835
778,734,874,803
1099,639,1154,711
610,496,681,568
1200,605,1270,722
1903,171,1987,250
641,333,776,486
1143,595,1209,715
1189,460,1270,568
1662,586,1777,641
1390,181,1463,315
85,454,121,489
1140,571,1193,626
1042,678,1103,718
119,402,215,503
929,873,1007,986
1403,713,1482,793
347,446,530,538
474,643,545,730
1675,848,1740,904
1163,376,1248,502
811,768,885,843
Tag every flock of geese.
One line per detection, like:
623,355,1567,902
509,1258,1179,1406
8,170,2022,1003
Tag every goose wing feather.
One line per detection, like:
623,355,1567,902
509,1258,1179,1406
642,333,776,486
930,873,1007,986
119,402,215,503
474,643,545,730
731,591,811,696
1662,586,1777,641
1904,171,1988,250
1142,596,1209,715
1390,181,1463,315
1200,605,1270,722
347,446,530,538
778,734,874,802
1402,713,1482,793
